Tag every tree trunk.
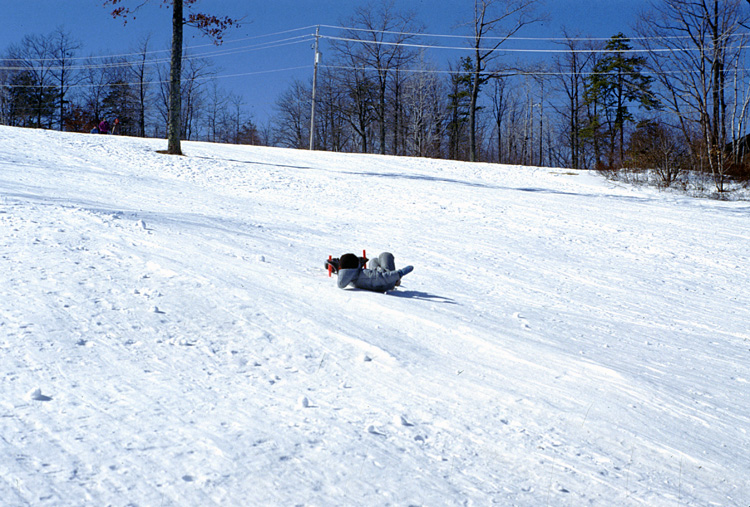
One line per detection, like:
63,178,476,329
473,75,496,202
138,40,148,137
469,51,480,162
711,0,725,192
167,0,183,155
377,78,387,154
58,71,65,131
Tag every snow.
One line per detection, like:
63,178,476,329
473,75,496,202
1,125,749,506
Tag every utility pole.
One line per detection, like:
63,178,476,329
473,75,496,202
309,26,320,150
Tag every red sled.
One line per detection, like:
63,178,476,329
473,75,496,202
327,250,367,277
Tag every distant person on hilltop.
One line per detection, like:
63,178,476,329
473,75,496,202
328,252,413,292
98,119,109,134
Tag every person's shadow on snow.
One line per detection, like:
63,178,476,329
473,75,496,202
387,290,457,304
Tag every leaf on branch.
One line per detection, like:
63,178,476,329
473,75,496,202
186,13,237,44
104,0,148,24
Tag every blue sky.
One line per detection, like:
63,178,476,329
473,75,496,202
1,0,650,124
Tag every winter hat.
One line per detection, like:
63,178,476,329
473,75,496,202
339,253,359,270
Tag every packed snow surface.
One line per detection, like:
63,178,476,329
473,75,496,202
1,126,749,506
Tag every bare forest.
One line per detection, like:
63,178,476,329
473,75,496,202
3,0,750,196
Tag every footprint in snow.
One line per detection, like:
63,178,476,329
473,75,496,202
394,414,414,427
513,312,531,330
29,388,52,402
366,424,386,436
297,396,317,409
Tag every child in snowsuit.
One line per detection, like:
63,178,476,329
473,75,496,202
335,252,413,292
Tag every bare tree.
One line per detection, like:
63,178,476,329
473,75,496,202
101,56,139,134
80,55,118,127
274,79,311,149
465,0,541,162
180,55,212,140
335,1,423,155
551,31,595,169
626,120,687,187
0,56,10,125
446,57,472,160
636,0,749,192
502,92,526,164
314,68,351,152
154,51,213,140
490,76,508,163
401,60,446,158
205,81,228,142
344,64,376,152
50,28,82,131
228,92,246,143
6,34,56,128
131,35,153,137
105,0,236,154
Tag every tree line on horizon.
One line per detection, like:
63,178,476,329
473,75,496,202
0,27,259,146
2,0,750,194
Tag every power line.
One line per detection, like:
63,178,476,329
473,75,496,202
320,34,750,55
318,23,750,43
7,58,746,90
179,25,318,51
5,21,747,68
320,63,750,79
1,26,317,63
5,48,750,90
0,35,314,72
4,22,750,91
3,21,746,74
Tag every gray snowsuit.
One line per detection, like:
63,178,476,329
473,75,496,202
337,252,409,292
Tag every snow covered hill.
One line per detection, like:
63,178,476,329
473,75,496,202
1,125,749,506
